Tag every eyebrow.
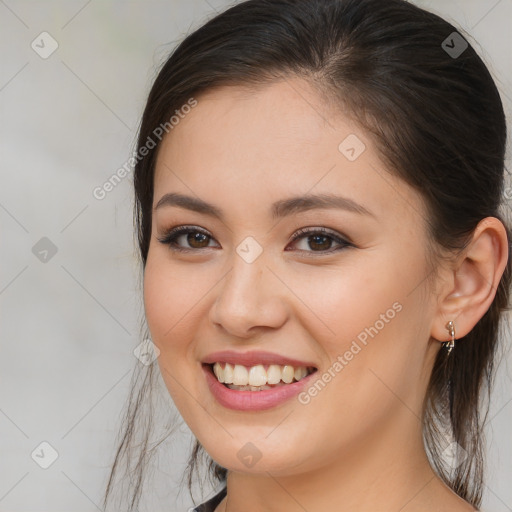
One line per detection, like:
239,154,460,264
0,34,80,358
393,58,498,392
154,192,375,220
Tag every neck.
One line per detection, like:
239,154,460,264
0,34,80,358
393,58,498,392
216,411,470,512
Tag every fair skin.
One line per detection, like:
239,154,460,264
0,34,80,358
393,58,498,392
143,78,508,512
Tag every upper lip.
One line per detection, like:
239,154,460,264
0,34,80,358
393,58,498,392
202,350,317,369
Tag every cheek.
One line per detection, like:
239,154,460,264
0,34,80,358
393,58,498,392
142,255,206,417
143,258,179,348
287,255,409,353
143,253,210,348
142,256,203,408
142,252,226,396
290,253,430,414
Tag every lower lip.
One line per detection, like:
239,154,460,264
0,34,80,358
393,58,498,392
202,364,317,411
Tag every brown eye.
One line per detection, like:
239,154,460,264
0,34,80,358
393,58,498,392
306,234,333,251
157,226,219,252
287,227,352,254
157,225,352,255
187,231,211,248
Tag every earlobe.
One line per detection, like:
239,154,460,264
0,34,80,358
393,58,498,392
431,217,509,343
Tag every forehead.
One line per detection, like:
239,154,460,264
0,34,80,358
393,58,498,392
153,79,427,228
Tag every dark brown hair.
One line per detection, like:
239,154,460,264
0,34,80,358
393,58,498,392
102,0,511,510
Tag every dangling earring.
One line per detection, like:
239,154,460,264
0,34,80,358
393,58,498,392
444,320,456,354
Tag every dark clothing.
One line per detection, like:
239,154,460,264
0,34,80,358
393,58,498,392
192,486,227,512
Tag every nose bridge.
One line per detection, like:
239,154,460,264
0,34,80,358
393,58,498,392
209,241,287,337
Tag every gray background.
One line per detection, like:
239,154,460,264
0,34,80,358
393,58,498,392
0,0,511,511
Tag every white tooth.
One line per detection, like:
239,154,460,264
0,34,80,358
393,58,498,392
282,365,294,383
294,367,307,381
267,364,282,384
233,364,249,385
221,363,310,386
213,362,225,383
249,364,267,386
223,363,234,384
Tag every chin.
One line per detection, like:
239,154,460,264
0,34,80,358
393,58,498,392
197,433,315,476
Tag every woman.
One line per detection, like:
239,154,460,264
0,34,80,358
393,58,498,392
103,0,511,510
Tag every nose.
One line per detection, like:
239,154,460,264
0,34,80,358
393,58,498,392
208,253,289,339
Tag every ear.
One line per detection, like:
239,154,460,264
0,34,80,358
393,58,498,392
431,217,509,343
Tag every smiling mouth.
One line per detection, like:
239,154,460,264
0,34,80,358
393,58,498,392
206,362,317,391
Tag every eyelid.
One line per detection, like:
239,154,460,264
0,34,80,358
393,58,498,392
289,226,352,244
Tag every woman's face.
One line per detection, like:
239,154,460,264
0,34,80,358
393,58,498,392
144,78,444,475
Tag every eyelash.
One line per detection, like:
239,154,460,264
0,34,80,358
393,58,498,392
156,225,353,255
